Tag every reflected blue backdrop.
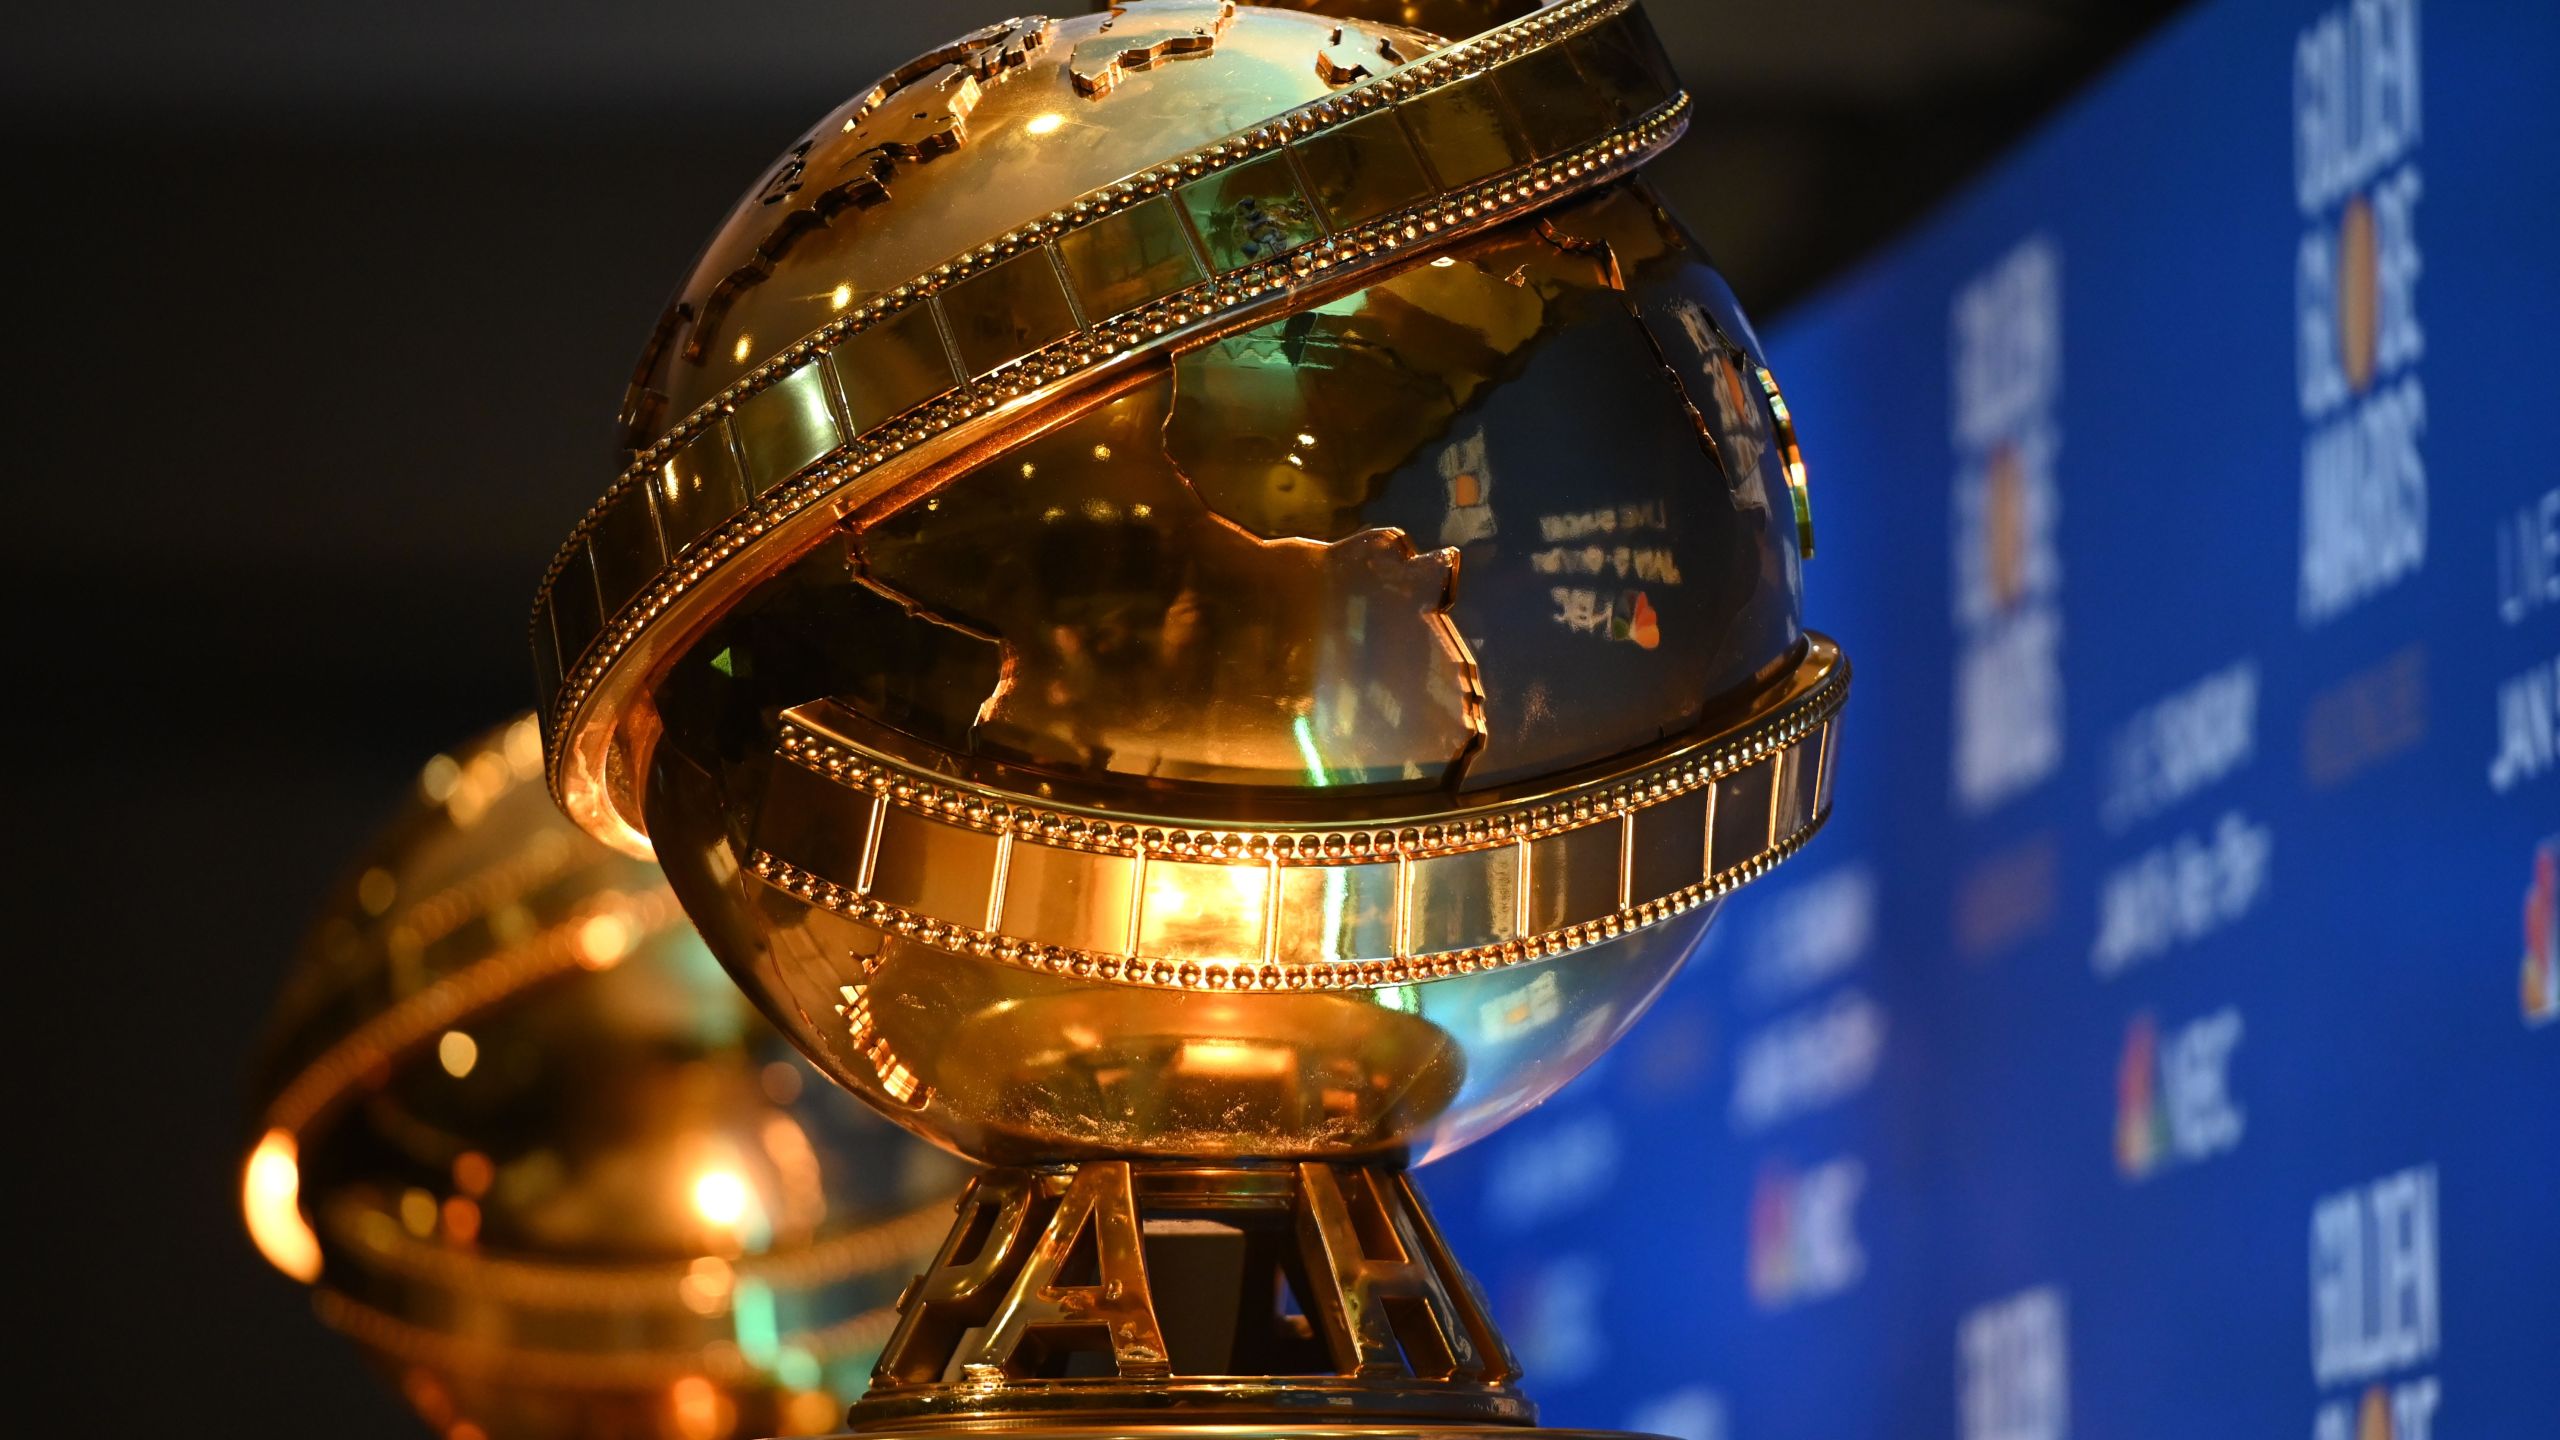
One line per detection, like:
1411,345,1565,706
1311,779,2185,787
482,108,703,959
1425,1,2560,1436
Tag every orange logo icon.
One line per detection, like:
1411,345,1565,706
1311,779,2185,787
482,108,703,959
2524,840,2557,1026
2336,194,2380,395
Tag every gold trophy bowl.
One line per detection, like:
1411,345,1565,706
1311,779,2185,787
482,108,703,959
244,716,966,1438
527,2,1845,1435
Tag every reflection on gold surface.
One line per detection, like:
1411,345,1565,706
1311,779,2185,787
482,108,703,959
917,973,1469,1159
1163,257,1542,540
243,1128,321,1283
857,375,1487,788
436,1028,479,1077
1757,363,1817,558
573,910,633,969
247,716,962,1438
1056,194,1206,321
1139,857,1274,962
1316,21,1417,85
691,1167,753,1231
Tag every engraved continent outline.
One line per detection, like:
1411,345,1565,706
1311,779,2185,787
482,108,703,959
1315,24,1414,87
1070,1,1238,97
840,370,1488,792
635,17,1058,402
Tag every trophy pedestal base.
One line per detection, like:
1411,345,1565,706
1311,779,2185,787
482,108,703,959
849,1162,1644,1440
857,1162,1541,1434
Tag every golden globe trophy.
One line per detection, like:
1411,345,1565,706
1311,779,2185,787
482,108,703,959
244,716,965,1438
529,2,1845,1437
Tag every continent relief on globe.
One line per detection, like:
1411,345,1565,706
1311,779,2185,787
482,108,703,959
623,5,1436,443
672,185,1801,798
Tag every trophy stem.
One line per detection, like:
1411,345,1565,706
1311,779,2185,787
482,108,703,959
851,1159,1540,1432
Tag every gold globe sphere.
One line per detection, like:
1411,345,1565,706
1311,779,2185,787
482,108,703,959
533,0,1837,1173
527,5,1845,1427
244,716,966,1439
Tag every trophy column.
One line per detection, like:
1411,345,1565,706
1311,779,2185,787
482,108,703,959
860,1161,1539,1434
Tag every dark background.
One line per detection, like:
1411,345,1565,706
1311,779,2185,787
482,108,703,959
10,2,2180,1430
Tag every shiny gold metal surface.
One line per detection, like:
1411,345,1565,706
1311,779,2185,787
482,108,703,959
856,1163,1524,1428
626,166,1836,1167
534,0,1697,854
524,3,1844,1434
245,716,965,1438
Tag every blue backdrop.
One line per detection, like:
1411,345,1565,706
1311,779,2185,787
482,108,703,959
1422,2,2560,1436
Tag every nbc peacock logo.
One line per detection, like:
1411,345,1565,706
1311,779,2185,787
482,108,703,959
2525,839,2557,1027
2113,1007,2243,1180
1746,1156,1866,1309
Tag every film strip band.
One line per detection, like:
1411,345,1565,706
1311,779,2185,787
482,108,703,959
534,0,1686,776
749,638,1846,993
